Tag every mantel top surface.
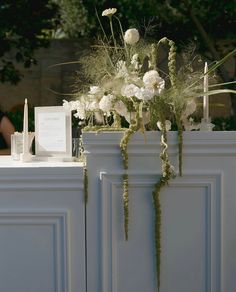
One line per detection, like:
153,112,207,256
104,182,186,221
0,156,83,168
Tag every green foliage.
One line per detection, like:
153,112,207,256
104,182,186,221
0,0,58,84
53,0,91,38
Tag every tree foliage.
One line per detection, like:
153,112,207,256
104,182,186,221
56,0,235,47
0,0,58,84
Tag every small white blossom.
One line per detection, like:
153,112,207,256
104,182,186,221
131,54,141,70
121,84,140,98
157,120,172,131
99,94,115,112
116,60,129,79
88,86,101,95
74,106,86,120
135,87,154,101
63,99,81,111
124,28,140,45
143,70,165,94
102,8,117,17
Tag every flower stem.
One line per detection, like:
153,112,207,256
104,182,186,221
109,17,117,52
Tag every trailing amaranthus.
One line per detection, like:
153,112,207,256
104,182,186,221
120,102,143,240
152,122,175,291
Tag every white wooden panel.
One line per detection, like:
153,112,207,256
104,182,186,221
99,172,221,292
0,212,67,292
0,162,85,292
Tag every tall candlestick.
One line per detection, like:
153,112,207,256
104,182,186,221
203,62,209,121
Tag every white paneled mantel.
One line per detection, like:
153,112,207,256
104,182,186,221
0,158,85,292
82,131,236,292
1,131,236,292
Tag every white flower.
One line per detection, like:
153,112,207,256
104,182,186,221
131,54,140,70
74,106,86,120
88,86,101,95
115,60,129,79
102,8,117,17
88,100,99,111
182,100,197,118
113,101,128,116
143,70,165,94
157,120,172,131
63,100,81,111
63,99,71,110
99,94,115,112
121,84,140,98
135,87,154,101
124,28,140,45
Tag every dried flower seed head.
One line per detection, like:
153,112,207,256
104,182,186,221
102,8,117,17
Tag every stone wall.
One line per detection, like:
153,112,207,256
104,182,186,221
0,39,88,112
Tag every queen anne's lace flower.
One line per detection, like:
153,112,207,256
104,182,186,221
102,8,117,17
124,29,140,45
121,84,140,98
143,70,165,94
99,94,115,112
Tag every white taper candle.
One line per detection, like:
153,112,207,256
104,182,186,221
203,62,209,120
23,98,29,154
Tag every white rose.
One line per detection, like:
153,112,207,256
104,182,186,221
124,28,140,45
102,8,117,17
99,94,114,112
121,84,140,98
135,87,154,101
157,120,172,131
143,70,165,94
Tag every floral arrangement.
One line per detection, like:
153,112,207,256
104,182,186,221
63,8,236,291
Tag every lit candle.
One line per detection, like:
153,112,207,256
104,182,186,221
203,62,209,121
